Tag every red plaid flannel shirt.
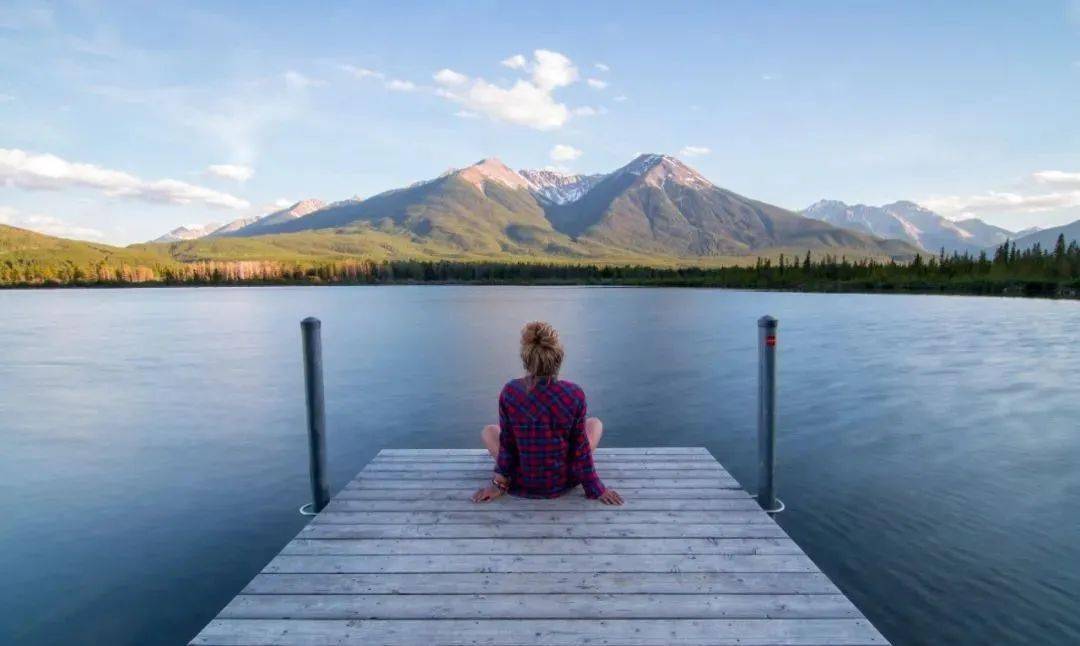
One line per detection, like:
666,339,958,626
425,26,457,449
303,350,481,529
494,377,606,499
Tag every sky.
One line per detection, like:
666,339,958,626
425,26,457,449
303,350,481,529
1,0,1079,245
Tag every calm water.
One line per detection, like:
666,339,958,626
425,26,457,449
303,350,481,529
0,287,1077,645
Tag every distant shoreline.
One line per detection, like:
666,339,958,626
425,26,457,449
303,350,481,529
3,278,1077,300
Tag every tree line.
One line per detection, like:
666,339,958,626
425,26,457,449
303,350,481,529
3,235,1078,298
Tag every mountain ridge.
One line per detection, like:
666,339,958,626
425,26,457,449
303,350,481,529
147,154,920,261
803,199,1013,253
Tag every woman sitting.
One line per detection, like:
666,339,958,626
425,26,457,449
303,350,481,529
473,321,624,505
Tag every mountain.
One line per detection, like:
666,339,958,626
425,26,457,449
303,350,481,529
221,199,326,236
803,200,1013,253
1008,219,1080,252
519,169,604,205
242,155,916,259
3,224,170,267
152,222,222,243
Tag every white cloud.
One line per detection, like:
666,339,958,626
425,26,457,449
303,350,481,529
761,74,777,81
339,64,384,80
550,144,583,162
385,79,416,92
432,50,586,130
920,190,1080,215
572,105,605,117
1032,170,1080,187
433,69,468,86
0,148,250,210
453,110,479,119
283,71,324,90
586,78,608,90
919,169,1080,220
680,145,711,157
206,164,254,182
531,50,578,90
594,62,610,72
501,54,527,70
0,206,105,241
613,95,628,102
273,197,294,208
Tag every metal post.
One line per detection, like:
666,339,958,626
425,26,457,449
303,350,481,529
757,315,781,513
301,317,330,514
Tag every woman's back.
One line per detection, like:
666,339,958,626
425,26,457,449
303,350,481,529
495,377,603,498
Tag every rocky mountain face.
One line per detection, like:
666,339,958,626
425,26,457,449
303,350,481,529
221,199,326,236
153,155,919,260
518,169,604,205
802,199,1013,253
152,222,222,243
151,200,326,242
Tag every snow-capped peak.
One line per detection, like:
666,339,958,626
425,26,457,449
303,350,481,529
617,153,712,188
519,168,604,205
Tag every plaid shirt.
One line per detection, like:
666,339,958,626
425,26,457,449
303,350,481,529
494,377,606,499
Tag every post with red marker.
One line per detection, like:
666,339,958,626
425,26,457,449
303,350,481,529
757,315,782,514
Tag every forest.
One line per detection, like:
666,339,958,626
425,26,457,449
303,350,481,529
3,236,1079,299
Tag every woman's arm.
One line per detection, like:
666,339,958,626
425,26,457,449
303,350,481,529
494,393,519,481
568,399,606,499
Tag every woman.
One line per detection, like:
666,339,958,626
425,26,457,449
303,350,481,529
472,321,624,505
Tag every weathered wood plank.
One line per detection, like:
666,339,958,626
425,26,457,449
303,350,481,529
219,593,861,620
365,460,729,471
241,571,843,595
352,468,735,480
262,553,818,574
281,537,802,555
297,522,790,539
334,486,752,500
345,477,742,489
192,618,888,645
377,447,711,456
312,510,771,525
372,454,721,463
325,498,762,512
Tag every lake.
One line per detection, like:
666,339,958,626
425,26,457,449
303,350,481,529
0,286,1077,645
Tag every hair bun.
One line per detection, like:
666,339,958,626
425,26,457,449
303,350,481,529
522,321,559,349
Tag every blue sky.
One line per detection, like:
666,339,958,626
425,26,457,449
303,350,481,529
1,1,1079,244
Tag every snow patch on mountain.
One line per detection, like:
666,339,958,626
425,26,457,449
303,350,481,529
519,169,604,205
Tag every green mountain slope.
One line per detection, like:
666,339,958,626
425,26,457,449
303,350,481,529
241,155,919,261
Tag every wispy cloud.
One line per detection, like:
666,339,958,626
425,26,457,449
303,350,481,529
0,206,105,241
594,62,610,72
501,54,527,70
679,145,711,157
586,78,608,90
433,50,586,130
385,79,416,92
921,170,1080,216
284,71,324,90
1033,170,1080,187
613,95,628,103
0,148,250,209
549,144,583,162
206,164,254,182
433,69,468,86
339,64,384,80
92,72,313,167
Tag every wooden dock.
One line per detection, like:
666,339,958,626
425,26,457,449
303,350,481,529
191,447,888,645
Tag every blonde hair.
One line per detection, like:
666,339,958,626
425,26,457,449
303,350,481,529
520,321,564,382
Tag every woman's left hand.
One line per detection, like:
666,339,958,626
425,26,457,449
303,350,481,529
471,486,504,503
